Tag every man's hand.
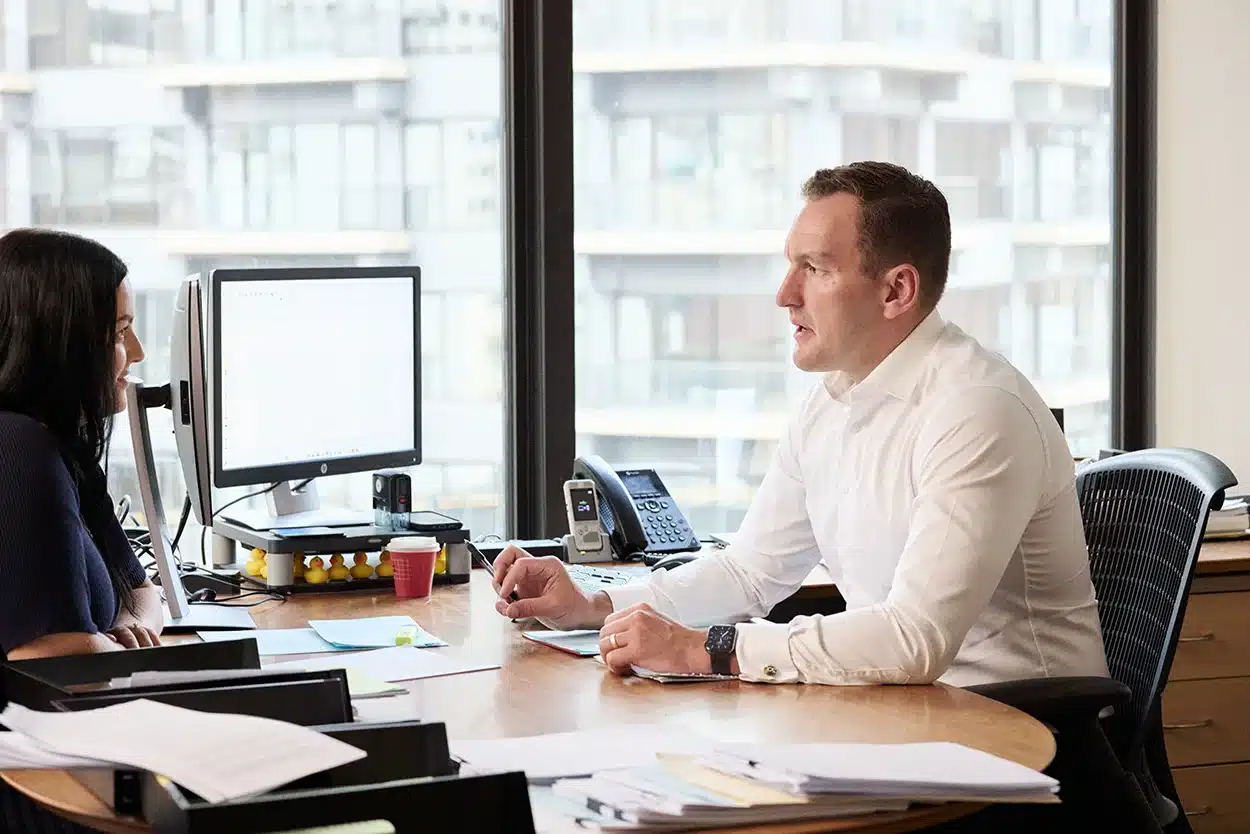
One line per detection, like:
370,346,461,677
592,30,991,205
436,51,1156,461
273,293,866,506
106,623,161,649
598,603,712,676
493,546,613,629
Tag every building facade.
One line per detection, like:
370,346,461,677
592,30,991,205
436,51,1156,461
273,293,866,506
0,0,1112,540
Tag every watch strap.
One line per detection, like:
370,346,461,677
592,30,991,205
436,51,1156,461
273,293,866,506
705,624,737,675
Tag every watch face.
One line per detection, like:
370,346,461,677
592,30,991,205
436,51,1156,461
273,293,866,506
706,625,736,654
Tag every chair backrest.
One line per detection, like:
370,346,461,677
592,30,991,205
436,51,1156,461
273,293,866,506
1076,448,1237,755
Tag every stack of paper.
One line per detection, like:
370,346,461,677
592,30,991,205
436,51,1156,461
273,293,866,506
703,742,1058,803
0,699,365,803
460,726,1057,832
1207,496,1249,538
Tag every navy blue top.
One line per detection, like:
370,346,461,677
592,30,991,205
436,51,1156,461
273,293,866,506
0,411,146,651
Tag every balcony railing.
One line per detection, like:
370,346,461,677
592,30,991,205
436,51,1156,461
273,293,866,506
573,0,1110,63
209,186,406,231
32,186,194,227
576,177,1011,232
577,358,790,412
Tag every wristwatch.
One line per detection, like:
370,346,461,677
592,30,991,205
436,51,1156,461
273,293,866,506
705,625,738,675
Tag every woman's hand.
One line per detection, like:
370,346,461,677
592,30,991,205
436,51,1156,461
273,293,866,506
106,622,161,649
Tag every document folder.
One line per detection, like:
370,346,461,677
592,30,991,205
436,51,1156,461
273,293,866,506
141,721,534,834
2,638,261,711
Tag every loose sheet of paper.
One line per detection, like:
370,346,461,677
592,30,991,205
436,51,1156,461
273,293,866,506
0,733,115,770
450,724,717,783
196,627,342,655
307,616,445,649
522,629,602,656
267,645,499,684
0,700,366,804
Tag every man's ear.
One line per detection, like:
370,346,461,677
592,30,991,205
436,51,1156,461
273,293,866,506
880,264,922,320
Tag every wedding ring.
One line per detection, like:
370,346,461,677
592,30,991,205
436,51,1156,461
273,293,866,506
609,633,619,650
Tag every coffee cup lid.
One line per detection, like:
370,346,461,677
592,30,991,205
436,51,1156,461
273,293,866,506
388,535,440,552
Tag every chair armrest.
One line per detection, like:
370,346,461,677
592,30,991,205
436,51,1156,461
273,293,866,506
966,676,1131,726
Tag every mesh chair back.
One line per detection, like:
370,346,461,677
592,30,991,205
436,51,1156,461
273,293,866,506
1076,448,1236,755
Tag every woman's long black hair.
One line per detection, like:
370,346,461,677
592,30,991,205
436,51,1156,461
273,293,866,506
0,228,136,615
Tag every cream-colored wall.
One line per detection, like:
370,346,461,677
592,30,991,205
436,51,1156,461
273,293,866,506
1155,0,1250,484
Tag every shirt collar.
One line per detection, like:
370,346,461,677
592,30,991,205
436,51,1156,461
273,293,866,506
822,309,947,405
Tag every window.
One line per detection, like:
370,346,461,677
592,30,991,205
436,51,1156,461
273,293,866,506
210,123,404,230
68,3,508,541
28,0,183,68
573,0,1115,534
32,128,187,226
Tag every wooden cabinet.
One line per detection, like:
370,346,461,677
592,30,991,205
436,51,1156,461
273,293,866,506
1167,541,1250,829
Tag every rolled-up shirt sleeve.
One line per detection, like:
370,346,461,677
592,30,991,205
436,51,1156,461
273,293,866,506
734,385,1048,685
604,396,823,628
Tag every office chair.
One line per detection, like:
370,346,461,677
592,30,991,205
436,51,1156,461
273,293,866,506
967,448,1236,833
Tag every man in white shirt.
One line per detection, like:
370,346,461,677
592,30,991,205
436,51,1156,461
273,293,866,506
493,161,1110,687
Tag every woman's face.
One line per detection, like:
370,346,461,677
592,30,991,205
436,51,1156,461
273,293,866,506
113,279,145,414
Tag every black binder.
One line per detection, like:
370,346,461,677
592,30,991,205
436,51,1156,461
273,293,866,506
2,638,261,711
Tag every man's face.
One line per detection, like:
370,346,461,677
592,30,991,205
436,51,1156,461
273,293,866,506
776,193,885,374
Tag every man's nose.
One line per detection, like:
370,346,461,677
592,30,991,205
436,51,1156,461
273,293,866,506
776,269,800,308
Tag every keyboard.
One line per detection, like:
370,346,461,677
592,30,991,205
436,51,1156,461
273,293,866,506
567,564,634,594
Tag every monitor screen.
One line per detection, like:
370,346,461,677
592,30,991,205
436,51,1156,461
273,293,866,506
211,267,420,487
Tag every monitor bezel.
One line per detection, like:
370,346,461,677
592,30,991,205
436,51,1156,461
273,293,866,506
209,265,422,489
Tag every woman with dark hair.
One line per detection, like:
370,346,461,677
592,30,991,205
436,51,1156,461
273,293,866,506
0,227,163,661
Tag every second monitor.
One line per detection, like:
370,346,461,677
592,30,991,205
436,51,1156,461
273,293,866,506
183,266,422,532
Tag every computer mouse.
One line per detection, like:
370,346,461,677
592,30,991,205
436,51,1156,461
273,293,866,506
650,554,698,571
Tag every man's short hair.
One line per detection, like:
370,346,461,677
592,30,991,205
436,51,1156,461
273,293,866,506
801,162,952,308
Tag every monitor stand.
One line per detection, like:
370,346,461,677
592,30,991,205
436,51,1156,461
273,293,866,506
125,378,256,632
163,602,257,634
222,480,372,532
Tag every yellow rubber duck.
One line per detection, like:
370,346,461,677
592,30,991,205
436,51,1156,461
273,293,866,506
376,550,394,578
350,552,373,580
434,545,447,575
328,553,350,581
293,552,306,582
244,547,266,577
304,556,329,584
260,554,268,579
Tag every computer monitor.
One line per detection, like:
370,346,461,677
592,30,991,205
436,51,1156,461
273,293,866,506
207,266,422,529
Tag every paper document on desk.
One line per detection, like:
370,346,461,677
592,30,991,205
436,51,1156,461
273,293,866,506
308,616,445,649
267,645,499,685
197,627,342,655
450,724,717,784
0,700,366,804
706,741,1058,802
590,655,735,682
522,629,602,657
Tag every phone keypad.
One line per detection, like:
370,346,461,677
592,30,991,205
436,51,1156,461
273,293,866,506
639,505,698,553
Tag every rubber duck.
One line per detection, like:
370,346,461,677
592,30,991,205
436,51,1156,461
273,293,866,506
376,550,394,578
244,547,266,577
350,552,373,580
293,552,306,582
328,552,350,581
434,545,447,575
259,554,268,580
304,556,329,584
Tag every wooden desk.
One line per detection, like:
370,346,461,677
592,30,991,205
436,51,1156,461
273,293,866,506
4,568,1054,834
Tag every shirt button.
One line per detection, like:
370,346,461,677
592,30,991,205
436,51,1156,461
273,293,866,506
763,665,778,678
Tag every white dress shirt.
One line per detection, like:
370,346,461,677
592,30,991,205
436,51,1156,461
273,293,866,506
605,311,1110,687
